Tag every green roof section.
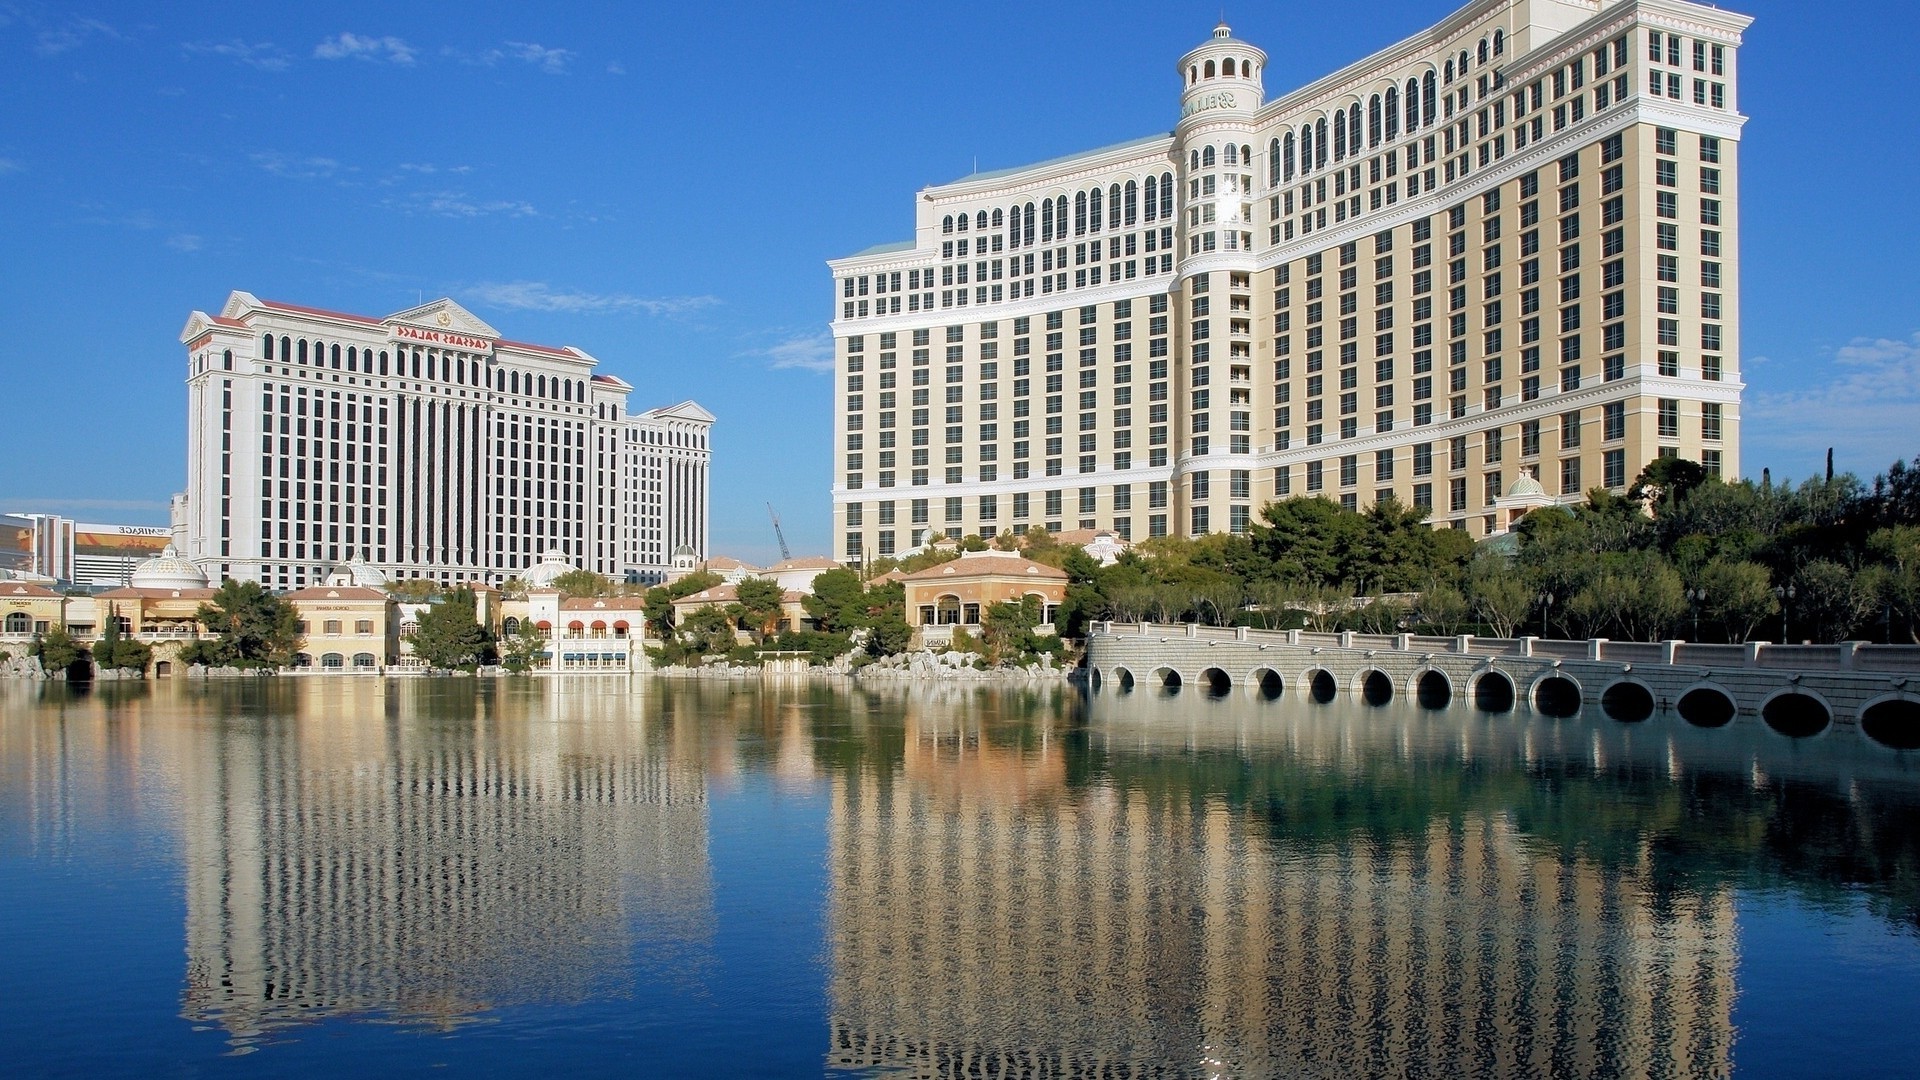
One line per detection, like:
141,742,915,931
949,131,1172,183
847,239,915,258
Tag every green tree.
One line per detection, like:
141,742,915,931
405,588,497,670
30,625,90,677
1566,551,1685,641
1250,497,1357,585
498,618,548,673
1415,581,1470,635
642,571,722,637
1866,526,1920,642
731,577,786,643
1466,553,1533,638
804,567,868,633
386,578,439,603
1694,558,1777,643
90,605,154,673
981,595,1043,661
191,580,300,668
678,605,739,655
1790,560,1876,643
550,568,614,599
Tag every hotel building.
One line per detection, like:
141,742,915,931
830,0,1747,560
179,292,713,589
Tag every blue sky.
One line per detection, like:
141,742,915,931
0,1,1914,564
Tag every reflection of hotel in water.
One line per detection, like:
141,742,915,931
177,680,714,1040
826,694,1736,1078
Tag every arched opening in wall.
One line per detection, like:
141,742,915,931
1360,669,1394,706
1762,693,1830,738
1088,668,1103,692
1154,667,1182,693
153,661,172,678
1416,670,1452,709
1254,668,1283,700
1861,699,1920,750
1473,671,1515,713
1601,681,1656,723
1532,675,1581,718
1678,687,1736,727
1115,667,1135,693
1200,667,1231,697
1308,669,1337,704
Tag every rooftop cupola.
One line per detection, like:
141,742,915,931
1177,21,1266,124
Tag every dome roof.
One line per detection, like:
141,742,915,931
1506,473,1547,498
324,557,389,589
524,548,576,588
129,545,209,590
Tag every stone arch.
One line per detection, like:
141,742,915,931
1113,666,1136,693
1471,670,1515,713
1089,668,1103,692
1199,667,1232,697
154,660,172,678
1357,668,1394,706
1761,689,1831,738
1600,679,1656,723
1412,668,1452,709
1530,673,1582,717
1676,683,1737,728
1251,667,1283,700
1305,668,1337,704
1152,666,1182,692
1859,696,1920,750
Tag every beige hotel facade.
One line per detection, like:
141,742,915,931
829,0,1746,562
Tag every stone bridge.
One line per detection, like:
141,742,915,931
1085,623,1920,750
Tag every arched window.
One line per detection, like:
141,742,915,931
297,338,308,364
1478,39,1489,65
1073,191,1087,236
1054,195,1068,236
1268,138,1280,186
330,343,341,369
1333,109,1346,160
4,611,29,633
991,207,1003,228
1189,65,1197,85
1108,183,1121,226
1460,50,1470,75
1023,202,1035,245
1493,29,1505,56
1241,144,1251,165
1423,71,1437,124
261,333,274,360
1349,103,1361,153
1088,185,1102,232
975,210,987,230
1224,143,1237,166
1190,149,1200,171
1202,145,1215,167
1159,173,1173,219
503,617,520,635
1143,175,1157,222
1385,85,1399,140
1284,130,1296,180
1445,58,1454,83
1204,59,1215,78
1315,117,1328,168
1003,206,1017,248
538,374,547,397
1299,125,1313,173
1221,57,1235,77
1405,78,1420,131
942,215,953,234
955,212,968,232
1369,94,1382,147
1123,180,1137,225
1041,199,1054,241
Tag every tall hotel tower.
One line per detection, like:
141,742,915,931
830,0,1747,561
180,292,712,589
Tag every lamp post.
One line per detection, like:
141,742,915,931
1773,584,1795,643
1686,587,1708,641
1538,591,1556,639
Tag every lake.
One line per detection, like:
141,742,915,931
1,676,1917,1078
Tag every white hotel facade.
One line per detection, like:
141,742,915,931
830,0,1746,561
179,292,712,589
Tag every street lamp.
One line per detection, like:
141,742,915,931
1686,587,1708,641
1538,591,1556,640
1773,584,1796,643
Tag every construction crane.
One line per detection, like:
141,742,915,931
767,503,792,561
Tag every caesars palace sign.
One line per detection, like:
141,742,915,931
390,323,495,355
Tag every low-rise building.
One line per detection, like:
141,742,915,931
287,584,400,672
900,552,1069,648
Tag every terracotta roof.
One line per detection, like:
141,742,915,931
208,316,248,328
496,339,577,358
1049,528,1125,547
283,586,390,601
703,556,758,571
672,584,738,605
259,299,384,326
559,596,649,611
898,552,1069,582
95,587,218,600
868,570,906,585
767,556,840,572
0,582,60,598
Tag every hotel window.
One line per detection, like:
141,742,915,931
1702,402,1723,441
1559,457,1581,496
1658,399,1679,438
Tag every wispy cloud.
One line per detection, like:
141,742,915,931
756,332,835,373
36,17,122,57
503,41,574,73
0,157,21,175
1746,331,1920,471
313,32,416,65
251,151,346,180
606,61,626,75
388,190,537,218
467,281,719,317
166,233,203,252
184,39,291,72
396,162,471,176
